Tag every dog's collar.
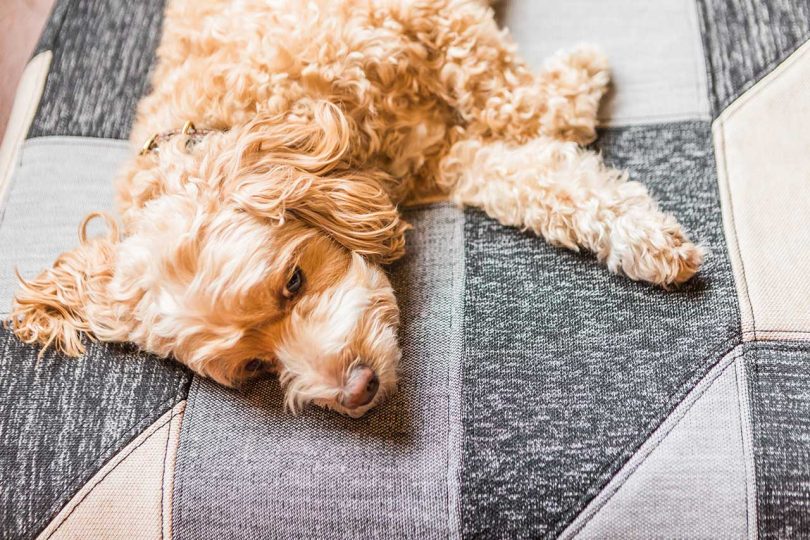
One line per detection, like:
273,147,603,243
139,121,216,156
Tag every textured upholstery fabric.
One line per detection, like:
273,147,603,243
713,39,810,339
461,121,740,538
28,0,166,140
38,403,185,540
0,52,51,214
497,0,710,126
697,0,810,115
0,137,125,315
1,0,809,538
172,205,465,539
573,352,749,538
747,344,810,539
0,329,190,539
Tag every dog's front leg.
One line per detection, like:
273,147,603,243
439,137,704,287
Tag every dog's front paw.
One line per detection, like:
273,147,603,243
607,215,705,287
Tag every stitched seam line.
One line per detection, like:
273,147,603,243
159,406,176,540
734,356,758,540
548,334,742,538
445,209,456,540
45,408,178,538
173,376,201,529
29,393,181,538
562,345,746,538
718,30,810,117
23,136,131,150
716,120,757,338
720,37,810,124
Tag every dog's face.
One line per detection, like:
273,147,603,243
114,204,401,417
12,102,408,417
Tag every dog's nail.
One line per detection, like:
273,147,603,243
341,364,379,409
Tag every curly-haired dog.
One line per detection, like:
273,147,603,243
9,0,704,417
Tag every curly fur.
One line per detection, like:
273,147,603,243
9,0,704,417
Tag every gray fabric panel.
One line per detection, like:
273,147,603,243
0,137,128,316
0,136,190,539
0,329,191,539
747,344,810,539
461,121,741,538
173,204,465,539
27,0,166,140
696,0,810,115
496,0,710,126
577,356,748,538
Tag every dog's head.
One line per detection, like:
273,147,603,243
11,101,407,418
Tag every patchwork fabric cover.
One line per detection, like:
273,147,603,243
1,0,809,538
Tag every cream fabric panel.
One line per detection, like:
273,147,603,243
0,51,51,211
714,40,810,341
37,402,186,540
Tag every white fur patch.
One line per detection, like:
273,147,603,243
276,254,371,380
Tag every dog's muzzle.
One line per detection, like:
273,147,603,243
340,364,379,409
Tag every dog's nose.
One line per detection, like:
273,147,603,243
341,364,379,409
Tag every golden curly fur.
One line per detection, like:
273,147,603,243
9,0,704,417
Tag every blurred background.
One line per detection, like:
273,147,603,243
0,0,55,139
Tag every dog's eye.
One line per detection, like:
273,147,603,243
245,359,263,372
283,267,304,298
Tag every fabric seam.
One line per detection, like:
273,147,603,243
560,344,746,538
715,120,756,338
44,406,179,538
29,392,183,538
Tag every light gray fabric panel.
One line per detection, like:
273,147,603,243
497,0,710,126
577,357,748,538
0,137,127,315
173,204,465,539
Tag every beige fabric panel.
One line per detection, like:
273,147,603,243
0,51,51,211
37,401,186,540
713,39,810,342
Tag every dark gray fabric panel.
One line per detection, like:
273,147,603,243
173,205,464,539
0,328,191,539
27,0,166,140
696,0,810,115
746,344,810,539
461,121,741,539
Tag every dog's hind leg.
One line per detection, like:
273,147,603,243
439,137,704,287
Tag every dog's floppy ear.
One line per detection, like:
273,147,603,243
9,213,131,357
222,101,409,264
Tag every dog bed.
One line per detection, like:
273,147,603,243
1,0,808,538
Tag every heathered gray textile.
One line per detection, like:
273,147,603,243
461,121,740,539
0,138,128,316
746,344,810,539
696,0,810,115
0,329,191,539
27,0,166,140
173,204,465,539
574,351,749,539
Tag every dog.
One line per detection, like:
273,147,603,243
9,0,704,418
